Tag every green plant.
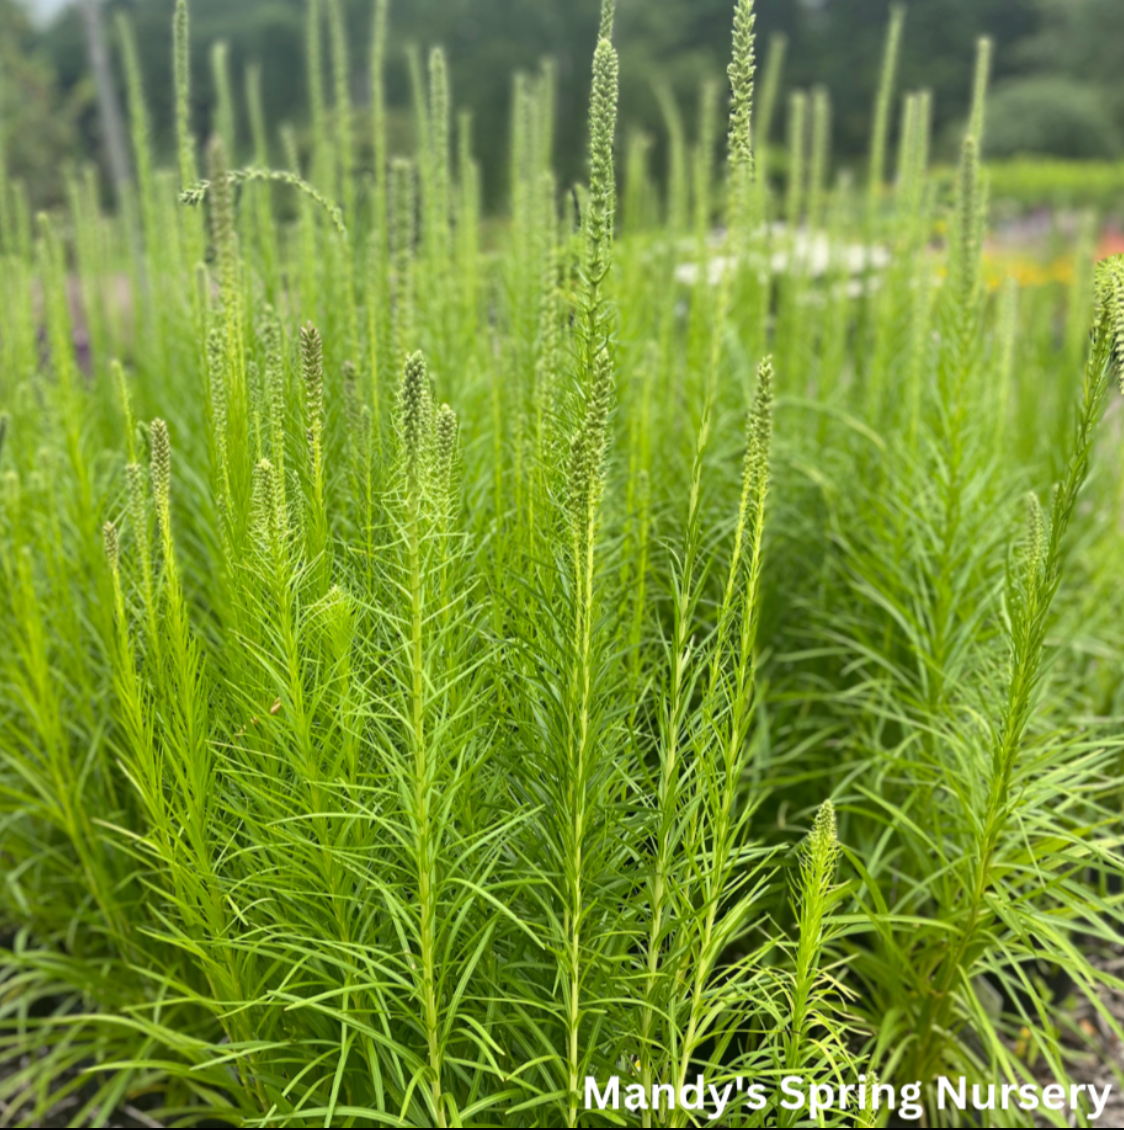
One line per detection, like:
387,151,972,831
1,0,1123,1128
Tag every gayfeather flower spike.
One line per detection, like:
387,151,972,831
251,457,287,559
1095,254,1124,385
599,0,615,43
102,520,119,576
727,0,757,178
174,0,196,188
583,36,620,352
150,419,172,534
434,403,459,515
399,351,434,492
301,322,325,474
103,519,130,625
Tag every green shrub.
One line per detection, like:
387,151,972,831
984,76,1123,160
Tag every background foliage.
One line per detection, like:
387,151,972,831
6,0,1124,209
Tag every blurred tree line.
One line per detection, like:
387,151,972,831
3,0,1124,211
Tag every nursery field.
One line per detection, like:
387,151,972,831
3,0,1124,1126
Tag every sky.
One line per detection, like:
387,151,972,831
21,0,73,26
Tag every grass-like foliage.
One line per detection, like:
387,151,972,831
2,1,1124,1126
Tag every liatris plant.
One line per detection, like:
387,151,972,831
1,1,1124,1127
